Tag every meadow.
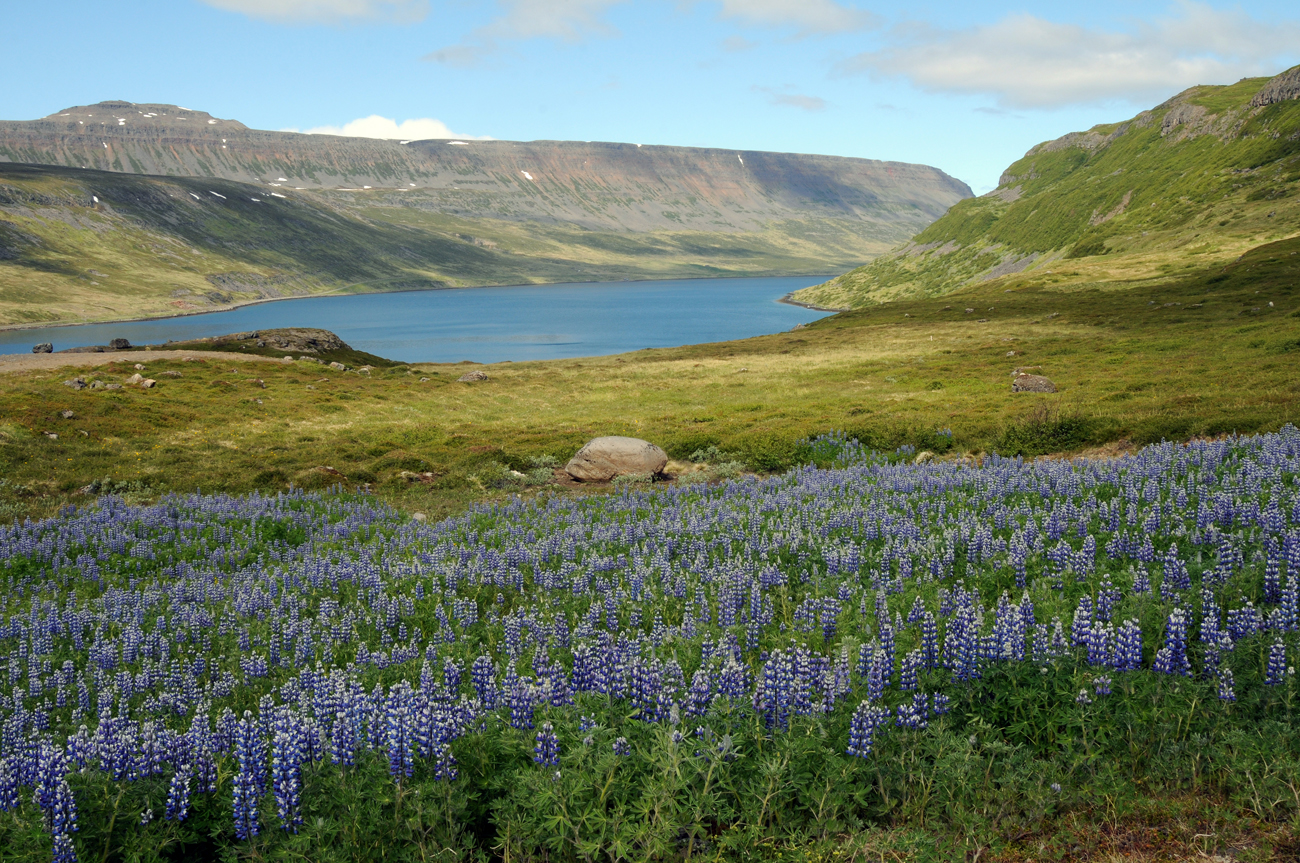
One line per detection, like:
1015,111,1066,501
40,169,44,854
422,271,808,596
0,426,1298,862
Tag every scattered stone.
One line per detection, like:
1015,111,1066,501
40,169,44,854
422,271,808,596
109,338,131,350
399,471,439,484
565,436,669,483
305,385,315,390
43,432,58,440
329,362,346,371
457,370,489,382
32,343,52,354
1010,366,1044,376
1012,373,1057,393
283,356,294,363
160,370,182,378
1006,351,1016,357
79,430,88,437
104,384,122,391
63,377,86,390
977,319,989,323
412,512,428,523
419,377,430,382
126,373,143,384
249,379,265,389
134,364,145,370
89,381,106,390
182,357,197,362
60,410,75,419
965,308,974,313
140,379,157,389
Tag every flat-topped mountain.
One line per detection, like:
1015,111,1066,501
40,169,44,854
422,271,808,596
793,65,1300,309
0,101,970,235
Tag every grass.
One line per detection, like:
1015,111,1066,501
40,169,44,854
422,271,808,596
2,232,1297,522
795,70,1300,309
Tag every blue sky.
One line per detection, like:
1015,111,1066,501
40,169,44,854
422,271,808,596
4,0,1299,192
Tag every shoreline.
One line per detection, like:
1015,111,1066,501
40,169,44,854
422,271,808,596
0,273,840,337
777,292,847,313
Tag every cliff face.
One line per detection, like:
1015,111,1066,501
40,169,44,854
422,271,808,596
0,102,971,234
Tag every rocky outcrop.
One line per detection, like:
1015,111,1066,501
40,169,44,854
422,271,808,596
565,437,668,482
1251,66,1300,107
31,343,51,353
1012,373,1057,393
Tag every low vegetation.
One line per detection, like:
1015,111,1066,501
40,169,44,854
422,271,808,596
1,233,1297,522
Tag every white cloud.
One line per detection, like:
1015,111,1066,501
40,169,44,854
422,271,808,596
841,2,1300,108
201,0,427,24
715,0,873,34
299,115,491,141
427,0,868,65
753,85,827,111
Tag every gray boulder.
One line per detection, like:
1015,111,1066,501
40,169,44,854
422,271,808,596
32,343,52,354
457,370,489,382
1012,373,1057,393
565,436,668,482
109,338,131,350
63,377,86,390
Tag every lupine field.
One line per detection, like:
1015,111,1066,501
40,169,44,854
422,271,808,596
2,429,1300,862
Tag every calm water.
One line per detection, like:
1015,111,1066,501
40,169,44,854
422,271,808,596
0,277,832,363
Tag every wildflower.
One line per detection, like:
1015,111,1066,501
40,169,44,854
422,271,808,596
846,700,890,758
534,722,560,768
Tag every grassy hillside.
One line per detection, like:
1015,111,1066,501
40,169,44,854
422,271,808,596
2,230,1296,522
0,163,907,327
794,68,1300,309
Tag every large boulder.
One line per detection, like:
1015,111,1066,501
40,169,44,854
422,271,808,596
1012,373,1057,393
32,343,52,354
565,436,668,482
109,338,131,350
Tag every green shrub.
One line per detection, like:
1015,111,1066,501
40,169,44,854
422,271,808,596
994,404,1095,456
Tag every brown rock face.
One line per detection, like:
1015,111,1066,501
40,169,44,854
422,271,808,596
1011,373,1057,393
565,437,668,482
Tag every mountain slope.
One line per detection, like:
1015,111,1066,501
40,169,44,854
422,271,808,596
792,66,1300,309
0,101,969,235
1,162,909,326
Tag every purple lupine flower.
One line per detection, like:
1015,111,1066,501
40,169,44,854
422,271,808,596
1266,639,1287,686
232,713,261,840
846,700,890,757
1115,619,1143,672
271,727,303,832
612,737,631,757
165,763,193,822
533,722,559,768
895,691,929,730
1093,675,1112,696
34,743,78,863
1217,668,1236,702
1153,609,1192,676
930,692,951,716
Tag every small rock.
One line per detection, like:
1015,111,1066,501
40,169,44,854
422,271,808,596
182,356,197,362
109,338,131,350
412,512,428,523
60,410,75,419
1006,351,1016,357
250,379,265,389
89,381,106,390
126,373,143,384
63,377,86,390
283,356,294,362
134,363,145,370
419,377,430,382
104,384,122,391
457,370,489,382
160,370,182,378
32,343,52,354
140,379,157,388
256,340,266,348
914,451,935,465
565,436,668,482
329,361,346,371
1012,373,1057,393
43,431,58,440
977,318,988,323
965,308,974,313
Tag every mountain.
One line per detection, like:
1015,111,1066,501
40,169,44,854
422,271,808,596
0,102,969,234
792,66,1300,309
0,102,972,326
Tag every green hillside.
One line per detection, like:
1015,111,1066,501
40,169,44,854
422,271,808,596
0,163,885,326
793,67,1300,309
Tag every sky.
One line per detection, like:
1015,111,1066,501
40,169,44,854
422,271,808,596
4,0,1299,193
